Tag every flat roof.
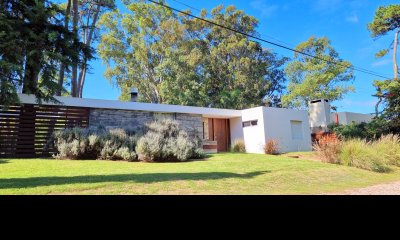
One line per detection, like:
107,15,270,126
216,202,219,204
18,94,242,118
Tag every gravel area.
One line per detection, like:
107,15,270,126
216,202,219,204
332,181,400,195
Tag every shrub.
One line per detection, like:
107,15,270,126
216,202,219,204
98,129,138,161
329,117,391,140
52,127,96,160
51,127,137,161
264,139,279,155
313,136,341,164
373,134,400,167
339,139,390,173
232,139,246,153
136,119,204,162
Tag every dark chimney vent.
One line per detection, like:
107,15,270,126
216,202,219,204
130,88,138,102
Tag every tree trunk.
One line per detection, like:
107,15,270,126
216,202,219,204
56,0,72,96
78,67,86,98
22,52,41,94
394,30,399,81
71,0,79,97
77,0,102,98
375,97,382,117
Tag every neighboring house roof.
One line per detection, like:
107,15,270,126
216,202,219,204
17,94,242,118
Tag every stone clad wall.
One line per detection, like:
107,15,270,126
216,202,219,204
89,108,203,139
175,113,203,139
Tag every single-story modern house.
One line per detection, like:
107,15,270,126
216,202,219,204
16,93,312,154
4,93,372,157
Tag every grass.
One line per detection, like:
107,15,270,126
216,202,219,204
1,153,400,195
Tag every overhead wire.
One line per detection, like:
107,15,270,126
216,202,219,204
148,0,392,80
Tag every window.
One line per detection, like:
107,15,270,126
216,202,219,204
242,120,258,128
290,120,303,140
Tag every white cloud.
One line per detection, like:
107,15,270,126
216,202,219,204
346,14,359,23
250,0,278,18
372,59,391,67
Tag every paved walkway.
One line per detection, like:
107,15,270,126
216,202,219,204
334,181,400,195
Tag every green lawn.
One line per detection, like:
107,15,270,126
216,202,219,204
1,153,400,195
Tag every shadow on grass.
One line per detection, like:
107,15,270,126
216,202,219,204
0,171,269,189
0,160,9,164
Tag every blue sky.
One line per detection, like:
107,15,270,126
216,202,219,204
83,0,397,113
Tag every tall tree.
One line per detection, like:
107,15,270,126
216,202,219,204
368,4,400,80
99,0,175,103
0,0,92,106
70,0,79,97
177,5,287,109
76,0,115,98
368,4,400,117
282,36,354,109
98,1,287,109
56,0,71,96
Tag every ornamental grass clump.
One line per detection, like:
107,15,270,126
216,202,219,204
373,134,400,167
313,136,341,164
232,139,246,153
339,139,390,173
264,139,279,155
313,134,400,173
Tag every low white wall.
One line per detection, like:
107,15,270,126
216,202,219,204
241,107,266,154
331,112,373,125
263,107,312,153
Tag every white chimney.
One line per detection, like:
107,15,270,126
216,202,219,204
130,88,138,102
309,99,331,130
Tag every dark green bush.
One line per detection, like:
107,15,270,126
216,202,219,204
329,117,391,140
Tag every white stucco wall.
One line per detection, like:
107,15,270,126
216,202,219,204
241,107,266,154
331,112,373,125
240,107,312,154
229,117,244,144
309,99,331,128
263,107,312,153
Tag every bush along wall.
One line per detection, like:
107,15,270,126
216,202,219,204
136,119,204,162
50,119,204,162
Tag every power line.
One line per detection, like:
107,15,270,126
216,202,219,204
147,0,392,80
170,0,296,48
168,1,391,79
171,0,202,13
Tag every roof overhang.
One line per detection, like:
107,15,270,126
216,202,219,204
17,94,242,118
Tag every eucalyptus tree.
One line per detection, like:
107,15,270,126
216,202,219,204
283,36,354,109
98,1,287,109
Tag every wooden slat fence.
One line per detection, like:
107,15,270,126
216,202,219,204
0,104,90,158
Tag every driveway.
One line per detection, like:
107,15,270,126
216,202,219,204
333,181,400,195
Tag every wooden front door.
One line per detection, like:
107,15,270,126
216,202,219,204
212,119,229,152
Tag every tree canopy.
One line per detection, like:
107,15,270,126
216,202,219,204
98,1,287,109
368,4,400,79
282,36,354,109
0,0,91,106
368,4,400,38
